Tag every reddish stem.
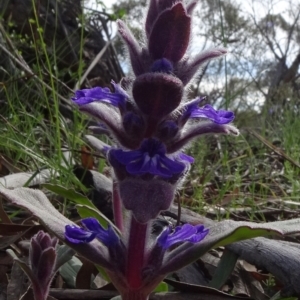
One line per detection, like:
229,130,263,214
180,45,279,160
121,290,149,300
126,216,148,290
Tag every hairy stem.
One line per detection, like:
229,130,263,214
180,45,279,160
113,182,124,232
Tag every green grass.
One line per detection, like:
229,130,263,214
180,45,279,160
0,6,90,192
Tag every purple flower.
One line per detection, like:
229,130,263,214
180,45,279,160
109,139,186,178
65,218,119,247
72,82,127,108
181,99,234,125
157,224,209,249
191,104,234,124
65,225,95,244
179,97,204,125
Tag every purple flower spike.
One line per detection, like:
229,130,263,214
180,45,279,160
65,218,119,247
148,3,191,62
72,84,127,108
157,224,209,249
191,104,235,124
109,138,185,178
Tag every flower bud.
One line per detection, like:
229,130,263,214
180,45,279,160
29,231,58,300
148,3,191,62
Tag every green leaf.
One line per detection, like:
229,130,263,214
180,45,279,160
214,227,276,248
59,256,82,288
95,265,110,282
55,245,76,271
43,184,114,229
43,183,95,209
209,249,238,289
269,291,298,300
76,204,116,231
154,281,169,292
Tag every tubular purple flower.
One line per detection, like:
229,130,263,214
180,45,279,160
82,218,120,247
72,82,127,109
109,138,186,178
180,97,205,125
65,225,96,244
180,99,234,125
65,218,119,247
157,224,209,249
190,104,235,124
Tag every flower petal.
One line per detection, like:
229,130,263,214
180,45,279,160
191,105,235,124
157,224,209,249
158,156,185,175
109,139,186,178
81,218,119,247
65,218,119,247
72,85,126,108
110,149,142,165
177,153,194,164
65,225,96,244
